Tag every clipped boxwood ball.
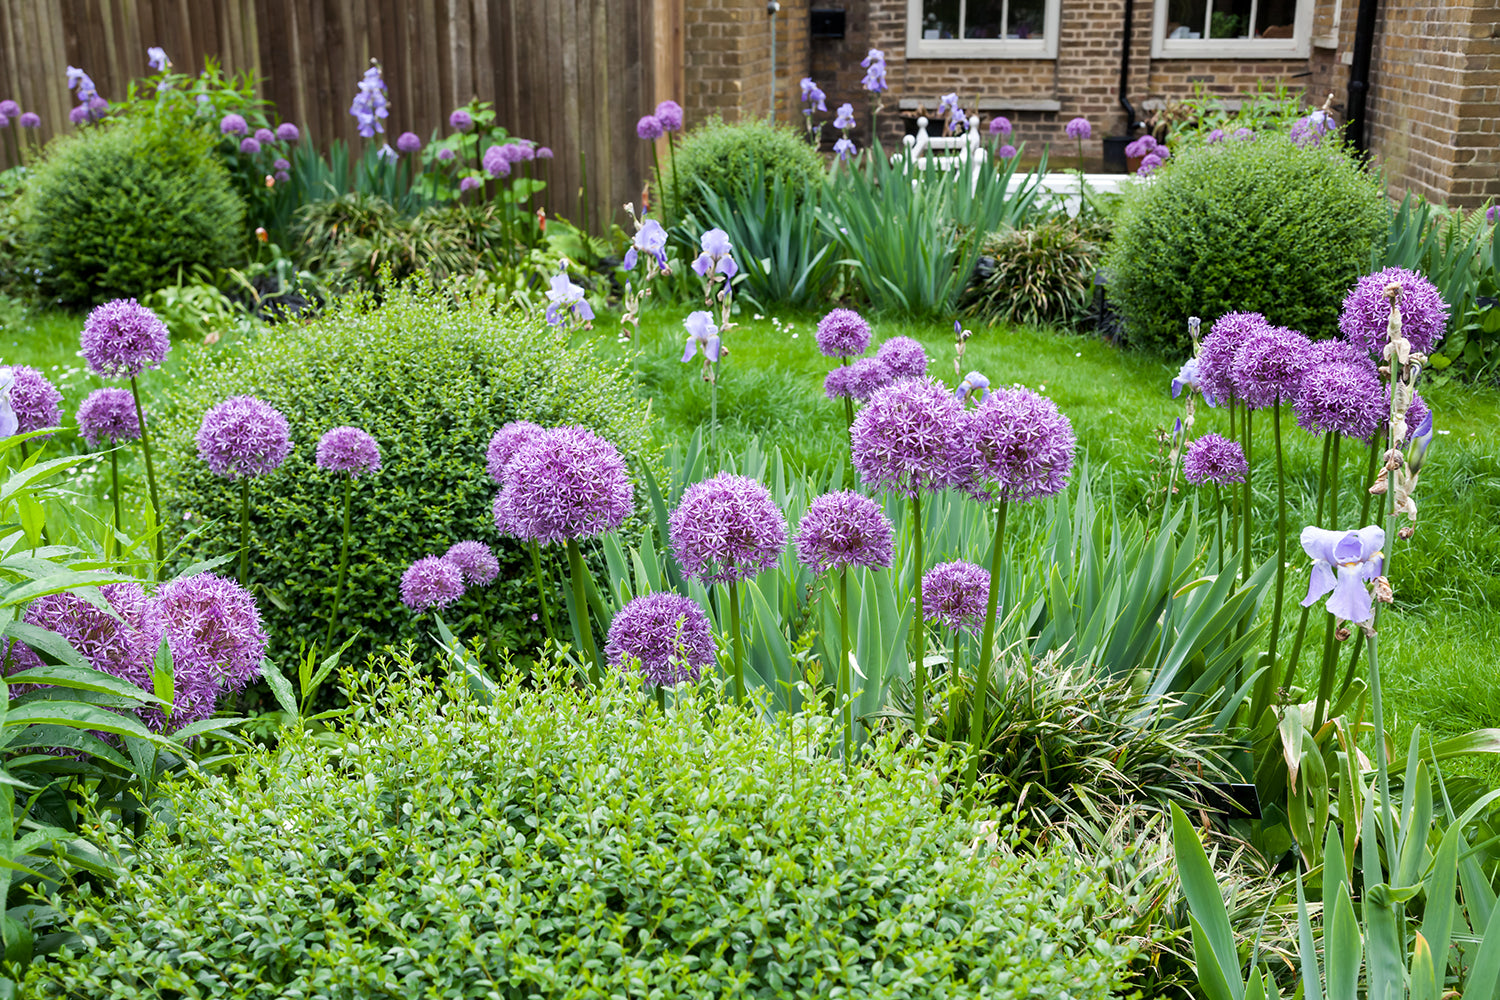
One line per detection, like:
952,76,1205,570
154,284,653,670
1105,133,1386,356
20,118,244,306
659,115,826,224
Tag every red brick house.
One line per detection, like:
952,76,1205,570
676,0,1499,208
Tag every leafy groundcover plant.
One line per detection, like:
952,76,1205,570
27,659,1138,999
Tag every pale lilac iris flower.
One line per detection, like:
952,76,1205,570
682,311,722,363
833,103,856,130
1171,357,1217,407
623,219,669,272
691,228,737,278
147,47,169,72
800,78,827,112
1300,525,1385,623
833,137,856,161
0,368,17,438
860,49,887,93
955,371,990,403
544,271,593,327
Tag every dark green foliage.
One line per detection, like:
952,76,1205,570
659,116,826,224
26,663,1138,998
694,170,838,312
18,119,245,306
966,217,1106,328
153,284,653,669
1105,135,1386,356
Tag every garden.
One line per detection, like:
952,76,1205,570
0,43,1496,1000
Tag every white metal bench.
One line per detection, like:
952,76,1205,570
894,115,989,184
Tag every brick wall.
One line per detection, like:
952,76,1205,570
681,0,815,129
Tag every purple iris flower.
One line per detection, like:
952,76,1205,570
0,369,17,438
349,63,389,138
682,311,722,363
833,103,856,130
1300,525,1384,624
544,271,593,327
692,228,736,278
860,49,887,93
1171,357,1216,406
833,137,856,161
623,218,669,272
67,66,97,103
801,78,827,112
955,371,990,403
147,47,169,72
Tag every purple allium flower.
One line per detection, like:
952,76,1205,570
874,336,928,379
436,148,456,162
1234,127,1255,141
823,366,853,401
1300,525,1383,623
219,113,247,135
195,396,292,478
514,142,536,162
253,127,274,145
459,175,482,192
1136,153,1164,177
275,170,290,183
800,77,827,112
155,572,267,693
1488,205,1498,225
8,584,160,695
1207,128,1226,144
0,99,17,118
482,145,511,177
998,143,1017,159
444,541,499,586
860,49,888,93
605,592,715,687
76,387,141,447
1231,325,1312,409
1065,117,1092,141
833,137,857,161
637,114,664,141
315,426,381,476
81,298,171,379
399,556,465,611
833,103,857,130
1339,266,1449,357
8,366,61,437
1182,434,1249,486
655,100,684,132
815,308,872,358
349,62,389,138
493,426,633,545
1125,135,1157,159
1294,362,1385,440
18,112,39,128
669,473,788,586
486,420,545,484
794,490,894,573
238,136,261,154
276,122,300,142
449,109,473,131
1196,311,1270,404
843,357,892,401
989,116,1012,137
68,105,89,126
922,561,989,635
396,131,422,154
1303,338,1369,368
536,147,554,159
963,388,1076,503
851,376,973,498
272,157,291,172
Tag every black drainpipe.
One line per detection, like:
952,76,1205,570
1119,0,1142,133
1346,0,1380,153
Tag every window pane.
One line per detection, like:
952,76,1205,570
965,0,1003,38
1163,0,1207,39
1255,0,1298,38
1209,0,1253,38
920,0,960,39
1008,0,1047,39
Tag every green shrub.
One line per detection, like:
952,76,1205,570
659,116,826,224
965,217,1106,329
18,118,245,306
154,283,653,670
1105,134,1386,355
26,661,1138,998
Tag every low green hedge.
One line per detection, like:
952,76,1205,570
28,663,1138,998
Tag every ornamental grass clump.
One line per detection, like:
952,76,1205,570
314,426,382,656
670,472,787,703
604,591,716,693
195,395,291,587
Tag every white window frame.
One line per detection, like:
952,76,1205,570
1150,0,1314,59
905,0,1061,60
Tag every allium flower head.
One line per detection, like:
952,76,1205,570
536,147,554,159
1065,117,1092,140
76,387,140,447
1195,311,1269,404
400,556,465,611
7,584,161,695
81,298,171,378
68,106,89,126
989,116,1012,136
874,336,928,379
195,396,292,478
852,377,973,498
1300,525,1384,623
964,387,1075,503
922,561,989,635
315,426,381,476
794,490,894,573
1294,362,1385,440
0,100,18,118
449,109,472,131
636,115,664,141
7,366,61,436
487,420,545,483
272,157,291,172
860,49,888,92
396,131,422,154
18,112,39,128
998,143,1017,159
840,357,893,401
219,113,247,135
436,148,456,162
1137,154,1164,177
815,308,872,358
1234,128,1255,141
444,541,500,586
493,426,634,545
1304,338,1368,368
655,100,684,132
1182,434,1248,486
1125,134,1157,159
239,136,261,154
253,127,274,145
155,573,267,693
276,122,299,142
605,592,715,687
1339,266,1448,357
482,145,511,177
1207,128,1226,144
670,473,787,586
1230,324,1312,409
459,176,482,192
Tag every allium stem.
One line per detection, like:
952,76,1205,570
238,477,251,588
710,370,719,471
130,376,163,573
728,580,745,704
963,500,1007,794
323,476,354,658
566,538,600,684
1214,483,1224,577
650,142,665,223
841,358,855,433
1284,433,1334,694
109,448,121,560
529,540,556,642
1257,403,1288,711
910,493,927,735
838,568,852,768
667,132,682,224
1240,405,1253,585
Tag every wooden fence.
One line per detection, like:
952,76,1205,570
0,0,683,232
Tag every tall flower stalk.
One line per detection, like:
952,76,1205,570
195,396,292,587
315,426,381,656
77,387,141,554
